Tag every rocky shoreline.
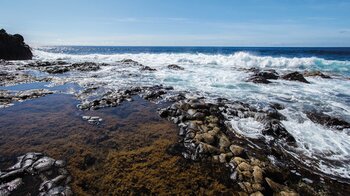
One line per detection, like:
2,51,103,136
1,33,350,195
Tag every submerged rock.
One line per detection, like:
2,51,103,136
77,85,169,110
0,29,32,60
81,115,103,125
0,71,47,86
167,64,184,70
120,59,140,64
140,66,157,71
282,72,310,83
247,76,272,84
303,70,331,79
0,89,53,108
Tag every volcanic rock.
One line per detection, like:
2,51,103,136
282,72,310,83
0,29,32,60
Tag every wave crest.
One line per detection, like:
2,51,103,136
33,49,350,73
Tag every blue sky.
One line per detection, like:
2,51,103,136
1,0,350,46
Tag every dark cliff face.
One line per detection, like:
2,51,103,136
0,29,33,60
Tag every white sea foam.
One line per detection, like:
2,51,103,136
33,50,350,72
32,49,350,179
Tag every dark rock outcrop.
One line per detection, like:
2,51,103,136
282,72,310,83
306,111,350,130
0,29,32,60
254,70,279,80
247,69,279,84
140,66,157,71
168,64,184,70
247,76,272,84
25,61,104,74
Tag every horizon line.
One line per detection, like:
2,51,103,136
35,45,350,48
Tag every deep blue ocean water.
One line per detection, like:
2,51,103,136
40,46,350,61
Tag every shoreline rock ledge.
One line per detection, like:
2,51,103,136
0,29,33,60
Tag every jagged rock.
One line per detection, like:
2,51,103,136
282,72,310,83
0,29,32,60
306,111,350,130
262,119,296,144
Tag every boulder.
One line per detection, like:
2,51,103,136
282,72,310,83
0,29,32,60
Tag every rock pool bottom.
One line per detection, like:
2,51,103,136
0,94,238,195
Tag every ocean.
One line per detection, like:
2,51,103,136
32,46,350,179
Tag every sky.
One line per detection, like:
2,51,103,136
1,0,350,46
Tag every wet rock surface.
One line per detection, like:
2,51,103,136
0,152,72,196
304,70,331,79
82,115,103,125
25,61,107,74
167,64,184,70
0,29,32,60
306,111,350,130
0,70,49,86
77,85,170,110
247,69,280,84
0,89,53,108
282,71,310,83
157,96,329,195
